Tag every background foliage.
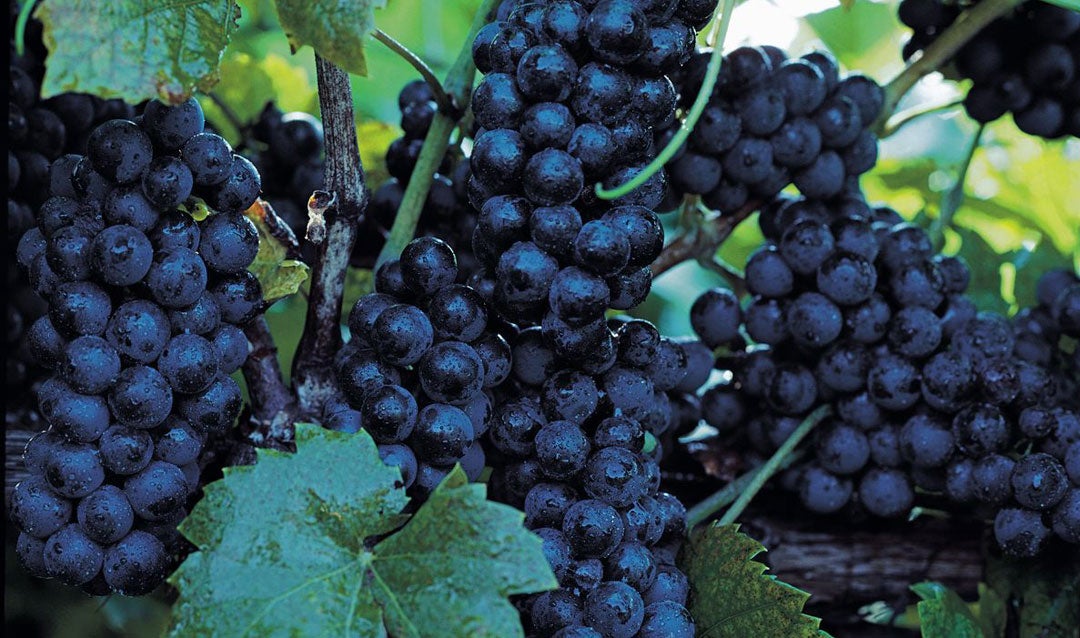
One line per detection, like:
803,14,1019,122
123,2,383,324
5,0,1079,636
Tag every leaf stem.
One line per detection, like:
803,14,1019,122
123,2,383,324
929,123,984,251
374,0,499,269
14,0,33,56
372,28,456,116
878,0,1024,129
292,56,367,418
594,0,737,200
717,405,831,526
880,97,964,138
686,450,805,528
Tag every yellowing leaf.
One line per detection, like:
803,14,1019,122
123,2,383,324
243,199,309,302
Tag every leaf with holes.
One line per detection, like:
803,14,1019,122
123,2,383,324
35,0,239,104
168,425,555,637
681,523,828,638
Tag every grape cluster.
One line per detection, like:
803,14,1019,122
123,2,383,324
327,237,507,497
466,0,722,342
7,20,138,435
244,103,325,244
10,96,263,595
363,80,477,273
689,192,1080,556
487,314,712,638
661,45,882,212
898,0,1080,139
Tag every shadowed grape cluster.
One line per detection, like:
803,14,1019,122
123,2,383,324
10,96,263,595
899,0,1080,139
689,193,1080,557
362,80,478,273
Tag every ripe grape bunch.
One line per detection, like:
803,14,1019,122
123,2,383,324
487,314,714,638
326,236,508,497
7,18,139,466
662,45,882,211
466,0,711,366
690,193,1080,557
10,96,264,596
898,0,1080,139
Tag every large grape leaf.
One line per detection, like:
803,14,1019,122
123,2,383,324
169,424,555,637
681,523,828,638
273,0,387,76
243,199,309,303
985,552,1080,638
35,0,239,104
911,582,983,638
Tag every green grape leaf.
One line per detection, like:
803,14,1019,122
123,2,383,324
243,199,310,303
910,582,983,638
169,425,555,638
273,0,387,77
975,583,1007,638
985,552,1080,638
370,468,558,637
35,0,240,104
947,227,1009,315
681,523,829,638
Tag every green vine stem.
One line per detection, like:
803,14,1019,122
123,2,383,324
372,28,456,116
686,450,805,528
594,0,738,200
14,0,33,56
877,0,1024,132
375,0,499,269
929,123,985,251
717,405,832,526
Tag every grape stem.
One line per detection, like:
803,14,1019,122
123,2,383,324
717,405,831,526
929,122,985,250
686,450,805,528
650,198,760,277
880,97,964,138
594,0,738,200
877,0,1025,131
372,28,457,117
241,317,298,450
374,0,499,269
292,55,368,419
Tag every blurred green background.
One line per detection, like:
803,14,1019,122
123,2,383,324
6,0,1079,635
